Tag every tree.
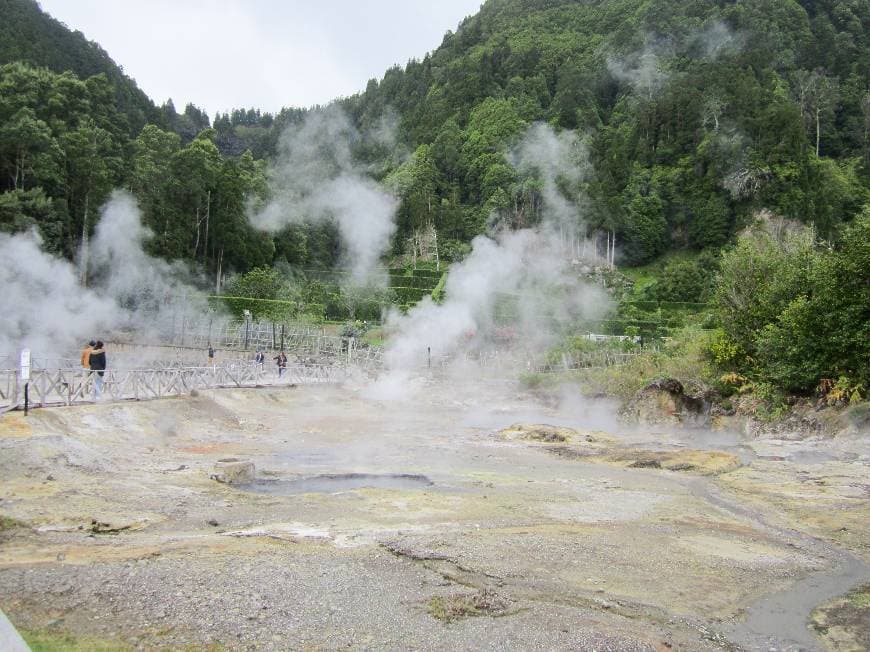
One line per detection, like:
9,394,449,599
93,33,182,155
0,107,60,190
619,166,669,265
60,120,121,270
791,69,840,157
653,258,714,303
713,222,819,369
753,211,870,392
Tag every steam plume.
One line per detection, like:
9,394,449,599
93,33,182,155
373,124,611,397
0,191,210,360
250,106,397,284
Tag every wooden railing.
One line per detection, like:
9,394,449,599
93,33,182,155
0,361,347,412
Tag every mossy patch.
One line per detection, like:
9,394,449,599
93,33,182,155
602,449,740,475
0,514,28,531
427,589,509,622
499,423,615,447
810,583,870,652
21,629,131,652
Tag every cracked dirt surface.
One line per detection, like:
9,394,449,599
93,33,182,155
0,380,867,650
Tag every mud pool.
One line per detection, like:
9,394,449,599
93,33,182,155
0,380,867,651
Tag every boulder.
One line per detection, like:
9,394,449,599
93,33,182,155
211,458,255,484
622,378,710,426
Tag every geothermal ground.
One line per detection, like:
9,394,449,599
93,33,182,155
0,378,868,651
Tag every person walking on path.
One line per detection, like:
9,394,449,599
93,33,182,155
207,344,215,369
274,351,287,379
89,341,106,400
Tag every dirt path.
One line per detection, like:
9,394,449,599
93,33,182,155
0,380,867,650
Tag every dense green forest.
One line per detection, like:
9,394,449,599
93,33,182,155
0,0,867,398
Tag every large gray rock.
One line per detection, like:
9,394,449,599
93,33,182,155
622,378,710,426
211,458,255,484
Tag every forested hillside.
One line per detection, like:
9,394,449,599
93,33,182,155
0,0,163,133
344,0,868,263
2,0,866,270
0,0,867,399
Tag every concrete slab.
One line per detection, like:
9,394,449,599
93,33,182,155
0,609,29,652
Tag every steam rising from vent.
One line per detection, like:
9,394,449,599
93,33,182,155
509,123,590,235
0,230,117,359
607,39,672,100
372,123,611,398
608,22,742,98
0,191,210,359
250,106,397,283
91,192,208,317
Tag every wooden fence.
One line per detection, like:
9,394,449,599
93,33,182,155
0,361,346,412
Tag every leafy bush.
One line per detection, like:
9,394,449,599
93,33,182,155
714,213,870,393
652,259,714,303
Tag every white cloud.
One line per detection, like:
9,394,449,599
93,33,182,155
37,0,482,113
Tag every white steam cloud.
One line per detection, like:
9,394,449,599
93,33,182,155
371,124,611,398
608,22,742,99
607,39,672,100
509,122,590,235
250,106,397,283
0,230,117,359
693,21,744,60
0,191,210,360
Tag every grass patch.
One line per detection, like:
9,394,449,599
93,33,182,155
810,583,870,651
848,588,870,609
0,514,28,531
22,630,226,652
427,589,508,622
537,327,718,401
21,630,130,652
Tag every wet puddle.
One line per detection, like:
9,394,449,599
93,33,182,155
236,473,434,495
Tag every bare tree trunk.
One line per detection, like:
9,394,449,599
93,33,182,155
433,227,440,272
193,205,201,257
215,247,223,294
816,107,821,157
79,192,90,287
203,190,210,265
610,230,617,268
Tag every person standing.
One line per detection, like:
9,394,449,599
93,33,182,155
273,351,287,378
207,344,215,368
89,341,106,400
80,339,96,399
81,340,95,369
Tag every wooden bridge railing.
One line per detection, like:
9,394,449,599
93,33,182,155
0,361,347,412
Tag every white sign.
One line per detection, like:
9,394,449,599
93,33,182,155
20,349,31,381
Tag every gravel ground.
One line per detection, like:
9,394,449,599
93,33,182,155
0,380,867,650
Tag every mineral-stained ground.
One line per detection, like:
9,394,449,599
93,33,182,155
0,379,867,651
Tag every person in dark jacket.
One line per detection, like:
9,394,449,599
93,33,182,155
89,341,107,399
273,351,287,378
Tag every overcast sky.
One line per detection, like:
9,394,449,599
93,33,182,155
37,0,483,116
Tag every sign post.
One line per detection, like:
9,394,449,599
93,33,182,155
20,349,31,416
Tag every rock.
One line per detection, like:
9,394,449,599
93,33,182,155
207,519,219,527
622,378,711,426
210,458,255,484
629,459,661,469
